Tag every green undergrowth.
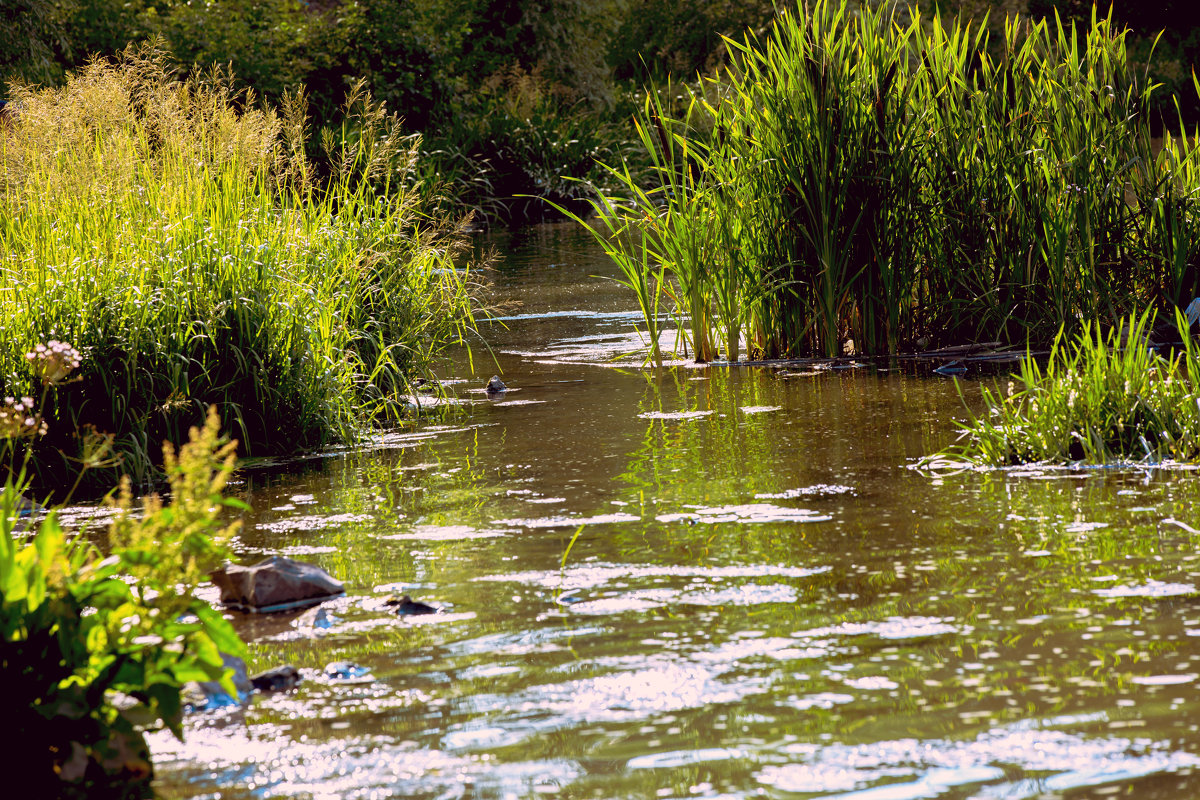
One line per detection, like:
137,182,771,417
928,311,1200,466
0,46,484,491
4,408,245,798
579,0,1200,362
416,65,634,227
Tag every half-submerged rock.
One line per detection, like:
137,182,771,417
211,555,344,613
185,656,302,709
250,665,302,693
485,375,507,394
383,593,439,615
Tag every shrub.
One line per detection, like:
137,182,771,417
3,407,245,798
423,65,631,226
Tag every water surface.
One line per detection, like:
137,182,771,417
153,222,1200,799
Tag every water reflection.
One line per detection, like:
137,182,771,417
153,223,1200,799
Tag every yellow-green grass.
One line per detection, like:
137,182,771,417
0,47,483,489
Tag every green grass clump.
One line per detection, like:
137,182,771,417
933,311,1200,466
582,0,1200,362
0,46,483,489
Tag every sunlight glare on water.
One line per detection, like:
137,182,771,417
152,223,1200,800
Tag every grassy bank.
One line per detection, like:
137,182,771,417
581,0,1200,362
0,48,483,490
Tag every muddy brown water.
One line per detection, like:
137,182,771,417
148,222,1200,799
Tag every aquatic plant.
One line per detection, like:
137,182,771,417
929,311,1200,466
3,408,245,797
583,0,1200,361
0,45,483,489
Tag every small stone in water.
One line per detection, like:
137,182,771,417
384,594,439,615
485,375,507,394
296,606,336,629
250,665,302,693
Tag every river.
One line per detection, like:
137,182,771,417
151,221,1200,799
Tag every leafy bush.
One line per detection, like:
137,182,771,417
3,408,245,798
927,311,1200,466
0,46,483,489
422,65,631,225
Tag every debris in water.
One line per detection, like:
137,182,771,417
385,594,439,615
933,361,967,376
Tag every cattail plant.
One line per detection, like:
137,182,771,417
580,0,1200,362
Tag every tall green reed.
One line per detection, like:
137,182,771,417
582,0,1200,361
0,45,483,490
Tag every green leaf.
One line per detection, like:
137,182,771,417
144,681,185,740
193,603,246,659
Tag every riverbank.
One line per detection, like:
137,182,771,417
0,49,484,492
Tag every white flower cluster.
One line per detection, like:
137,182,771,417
0,396,46,439
26,339,82,385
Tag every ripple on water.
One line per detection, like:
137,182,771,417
626,747,746,770
380,524,510,541
739,405,783,414
800,616,964,641
256,513,373,534
1093,579,1196,598
755,483,855,499
759,724,1200,799
657,503,832,524
504,327,686,367
476,562,832,591
151,728,581,800
443,625,609,658
448,661,768,735
637,410,715,420
567,583,799,615
492,512,641,528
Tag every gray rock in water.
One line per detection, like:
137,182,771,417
485,375,507,394
250,665,302,693
210,555,344,613
383,593,438,615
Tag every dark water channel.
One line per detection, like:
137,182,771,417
153,223,1200,799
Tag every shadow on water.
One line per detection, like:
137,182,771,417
151,222,1200,800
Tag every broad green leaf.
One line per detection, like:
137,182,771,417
194,603,246,658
